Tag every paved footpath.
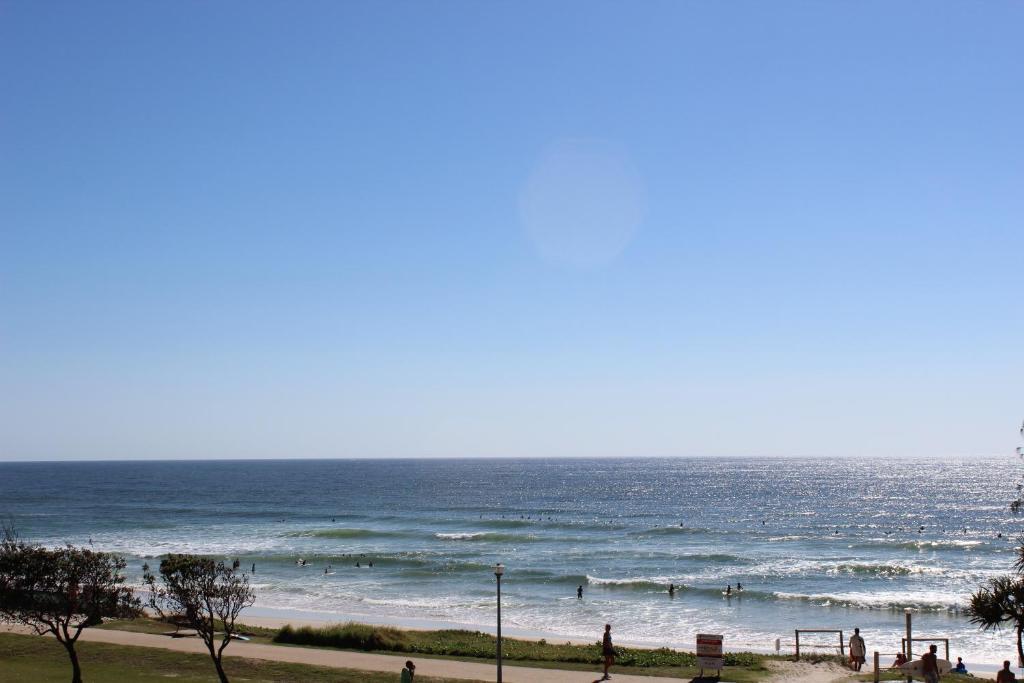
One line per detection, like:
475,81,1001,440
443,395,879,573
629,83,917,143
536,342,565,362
10,626,694,683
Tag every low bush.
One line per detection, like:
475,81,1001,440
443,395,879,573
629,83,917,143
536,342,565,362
273,623,761,669
276,623,409,651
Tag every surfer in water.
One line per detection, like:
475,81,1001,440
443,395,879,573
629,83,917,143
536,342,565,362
725,585,732,596
577,585,583,599
668,583,675,597
736,582,743,592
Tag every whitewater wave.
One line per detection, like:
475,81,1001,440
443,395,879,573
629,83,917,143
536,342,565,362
286,528,410,540
585,575,682,590
434,532,539,542
852,538,986,551
773,590,966,611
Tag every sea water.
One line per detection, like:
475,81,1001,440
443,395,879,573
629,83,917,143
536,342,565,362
1,457,1019,665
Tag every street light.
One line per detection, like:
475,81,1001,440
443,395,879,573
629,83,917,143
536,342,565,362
494,563,504,683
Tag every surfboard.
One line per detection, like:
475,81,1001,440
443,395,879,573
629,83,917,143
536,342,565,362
899,659,952,679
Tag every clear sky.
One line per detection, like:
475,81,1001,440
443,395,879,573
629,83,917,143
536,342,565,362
1,1,1021,461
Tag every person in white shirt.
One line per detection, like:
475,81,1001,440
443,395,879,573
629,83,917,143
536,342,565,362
849,628,866,672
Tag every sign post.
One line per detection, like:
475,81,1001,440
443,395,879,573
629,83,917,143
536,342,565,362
697,633,724,679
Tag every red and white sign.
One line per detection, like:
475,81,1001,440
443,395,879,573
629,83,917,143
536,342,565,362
696,633,724,670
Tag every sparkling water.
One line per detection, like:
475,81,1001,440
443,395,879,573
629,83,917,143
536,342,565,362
1,457,1018,665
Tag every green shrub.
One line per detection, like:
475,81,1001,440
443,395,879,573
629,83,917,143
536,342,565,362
275,623,409,651
272,622,762,670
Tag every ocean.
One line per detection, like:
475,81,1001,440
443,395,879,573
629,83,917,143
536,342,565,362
1,457,1019,665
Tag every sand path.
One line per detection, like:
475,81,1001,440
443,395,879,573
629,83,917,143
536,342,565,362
4,625,688,683
12,626,988,681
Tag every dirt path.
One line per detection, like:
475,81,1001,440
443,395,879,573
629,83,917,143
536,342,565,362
13,625,968,681
4,625,687,683
762,660,862,683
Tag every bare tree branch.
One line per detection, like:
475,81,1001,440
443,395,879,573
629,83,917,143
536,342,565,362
143,554,255,683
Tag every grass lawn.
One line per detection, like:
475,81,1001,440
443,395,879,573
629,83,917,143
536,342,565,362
98,617,278,643
0,632,482,683
90,618,774,681
270,622,771,681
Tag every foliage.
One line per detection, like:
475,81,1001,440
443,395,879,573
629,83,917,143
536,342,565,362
0,527,140,683
143,554,255,683
970,421,1024,667
0,631,486,683
274,622,762,668
967,537,1024,669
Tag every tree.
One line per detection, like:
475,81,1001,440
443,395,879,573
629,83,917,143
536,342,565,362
143,554,256,683
967,543,1024,668
968,421,1024,665
0,529,141,683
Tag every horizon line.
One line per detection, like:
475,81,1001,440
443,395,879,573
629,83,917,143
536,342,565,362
0,453,1009,464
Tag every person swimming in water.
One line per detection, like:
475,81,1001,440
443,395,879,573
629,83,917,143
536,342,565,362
736,582,743,591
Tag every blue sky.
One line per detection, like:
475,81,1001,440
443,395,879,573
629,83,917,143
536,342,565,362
1,1,1021,460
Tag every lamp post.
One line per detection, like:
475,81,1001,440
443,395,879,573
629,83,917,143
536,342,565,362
905,608,912,683
494,563,504,683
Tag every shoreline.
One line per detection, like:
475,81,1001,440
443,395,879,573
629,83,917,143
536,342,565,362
242,605,607,647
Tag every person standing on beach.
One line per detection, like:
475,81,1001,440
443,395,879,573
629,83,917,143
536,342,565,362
922,644,940,683
848,628,865,671
601,623,614,680
997,660,1016,682
577,585,583,599
401,660,416,682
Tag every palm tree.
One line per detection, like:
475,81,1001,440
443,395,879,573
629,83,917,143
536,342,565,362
967,539,1024,667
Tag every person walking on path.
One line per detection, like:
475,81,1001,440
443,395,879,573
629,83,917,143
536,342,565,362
848,627,866,672
922,644,940,683
601,623,615,680
401,660,416,683
997,660,1016,683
